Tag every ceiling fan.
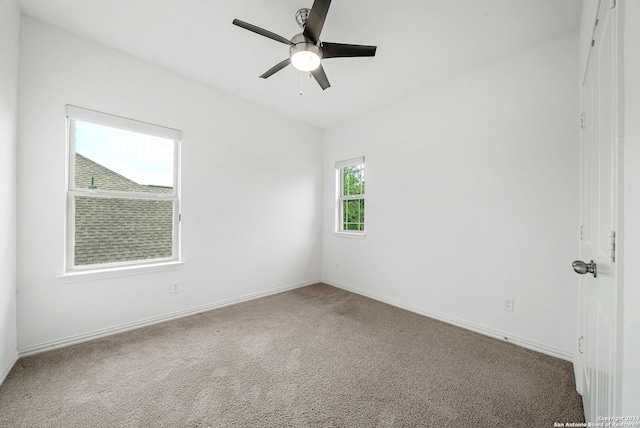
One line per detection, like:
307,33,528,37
232,0,377,90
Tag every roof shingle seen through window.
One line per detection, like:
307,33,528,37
74,154,174,266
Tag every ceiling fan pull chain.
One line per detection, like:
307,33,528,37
299,72,304,96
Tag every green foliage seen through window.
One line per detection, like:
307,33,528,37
342,165,364,231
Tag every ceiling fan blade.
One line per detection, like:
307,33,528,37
303,0,331,44
311,64,331,90
232,19,291,45
322,42,377,59
260,59,291,79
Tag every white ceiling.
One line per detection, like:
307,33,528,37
17,0,582,129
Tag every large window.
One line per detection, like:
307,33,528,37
66,106,181,271
336,157,365,235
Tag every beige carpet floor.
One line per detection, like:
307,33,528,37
0,283,584,427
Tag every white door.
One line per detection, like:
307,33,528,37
575,0,621,421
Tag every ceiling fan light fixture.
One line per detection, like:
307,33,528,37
290,36,322,72
291,50,321,71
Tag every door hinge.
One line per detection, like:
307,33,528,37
608,231,616,262
580,112,586,129
580,224,585,241
179,213,182,222
578,335,584,354
610,0,616,9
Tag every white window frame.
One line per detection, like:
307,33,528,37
65,105,182,273
335,156,366,239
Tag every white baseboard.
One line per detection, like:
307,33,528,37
17,278,573,363
323,279,573,362
1,350,19,385
18,279,319,357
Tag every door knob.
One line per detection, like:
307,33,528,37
572,260,597,278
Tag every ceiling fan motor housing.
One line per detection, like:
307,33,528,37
289,33,323,59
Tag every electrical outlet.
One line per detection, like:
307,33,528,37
503,299,514,312
169,282,179,294
335,263,340,271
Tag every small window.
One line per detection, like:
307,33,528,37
66,106,181,271
336,157,365,234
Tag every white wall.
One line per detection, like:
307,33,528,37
322,33,580,360
622,0,640,414
0,0,20,382
16,17,323,352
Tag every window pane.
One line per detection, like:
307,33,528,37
74,196,173,266
343,199,347,224
341,198,365,232
345,200,358,223
343,165,364,196
74,120,174,194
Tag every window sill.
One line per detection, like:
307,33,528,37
333,232,366,240
58,261,185,283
